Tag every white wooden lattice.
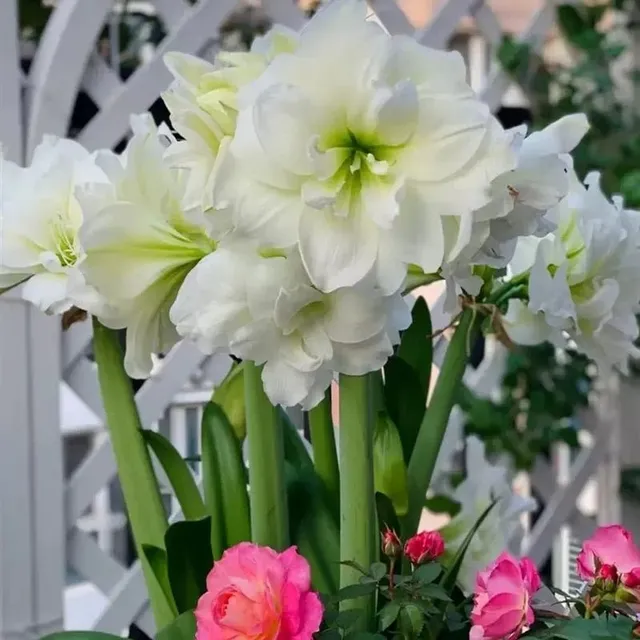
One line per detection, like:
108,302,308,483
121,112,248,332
0,0,619,637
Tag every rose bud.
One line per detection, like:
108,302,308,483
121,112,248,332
404,530,445,565
381,526,402,559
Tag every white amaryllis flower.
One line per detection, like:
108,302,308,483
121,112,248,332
214,0,514,294
170,245,411,408
474,113,590,267
505,171,640,370
80,115,216,378
162,27,298,212
438,437,536,594
0,137,108,314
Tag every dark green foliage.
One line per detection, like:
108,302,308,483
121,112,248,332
458,344,593,470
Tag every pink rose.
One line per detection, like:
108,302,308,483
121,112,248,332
195,542,323,640
404,530,445,565
470,552,541,640
577,525,640,593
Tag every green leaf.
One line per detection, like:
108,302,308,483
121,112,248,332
200,407,225,560
413,562,441,584
557,6,588,43
398,296,432,393
202,403,251,546
378,601,401,631
212,361,246,440
40,634,122,640
373,413,409,516
370,562,387,581
334,610,362,630
142,430,207,521
336,582,378,601
140,545,178,618
399,604,424,637
165,517,213,613
156,611,197,640
384,357,427,464
347,634,386,640
439,499,498,594
527,615,635,639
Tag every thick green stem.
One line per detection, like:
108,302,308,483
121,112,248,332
339,374,376,629
403,310,480,538
244,361,288,549
92,319,174,628
308,390,340,512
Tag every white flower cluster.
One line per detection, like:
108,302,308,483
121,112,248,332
505,170,640,371
0,0,611,407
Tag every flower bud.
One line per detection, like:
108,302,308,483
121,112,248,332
381,526,402,559
404,530,445,565
622,568,640,589
595,563,619,593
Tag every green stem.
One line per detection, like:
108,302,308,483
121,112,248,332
92,319,174,628
403,309,480,538
244,361,288,549
339,374,376,629
308,390,340,513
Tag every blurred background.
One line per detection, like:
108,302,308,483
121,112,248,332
2,0,640,637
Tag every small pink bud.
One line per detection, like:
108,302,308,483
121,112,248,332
597,563,619,583
403,530,445,565
381,526,402,559
622,568,640,589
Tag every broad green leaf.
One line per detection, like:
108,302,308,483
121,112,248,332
398,296,432,393
200,406,225,560
378,601,401,632
41,634,122,640
280,408,315,472
376,492,401,541
165,517,213,613
370,562,387,581
373,413,409,516
439,499,497,594
156,611,197,640
413,562,441,584
333,610,362,630
384,356,427,464
140,545,178,618
142,430,206,521
399,604,424,637
212,361,246,440
336,582,378,601
201,403,251,546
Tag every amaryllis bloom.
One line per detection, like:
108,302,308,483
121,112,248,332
577,525,640,591
470,552,541,640
214,0,514,294
170,245,410,408
404,530,445,565
80,115,216,377
195,542,322,640
381,526,402,559
0,137,109,314
505,171,640,371
162,26,298,212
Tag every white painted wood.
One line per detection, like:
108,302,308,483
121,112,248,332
418,0,478,49
368,0,414,36
78,0,238,151
0,297,64,639
25,0,113,158
0,0,23,163
82,53,124,108
262,0,307,30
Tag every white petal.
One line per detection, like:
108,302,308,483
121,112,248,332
391,187,445,274
332,330,394,375
503,299,551,346
298,208,378,292
262,356,316,407
274,284,324,334
21,272,72,314
520,113,589,158
323,288,386,344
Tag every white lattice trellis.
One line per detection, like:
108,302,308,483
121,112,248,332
0,0,619,638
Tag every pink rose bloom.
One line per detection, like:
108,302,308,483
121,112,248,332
470,552,541,640
195,542,323,640
577,525,640,584
404,530,445,565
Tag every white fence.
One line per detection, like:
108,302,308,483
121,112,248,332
0,0,620,638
